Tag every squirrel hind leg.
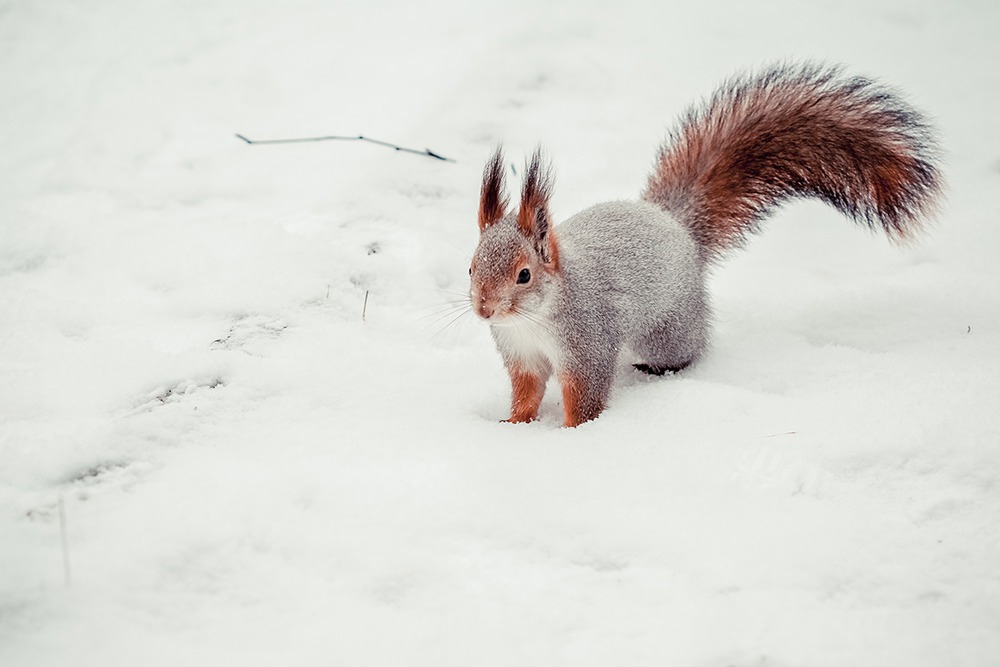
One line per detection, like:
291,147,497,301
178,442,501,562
631,313,708,377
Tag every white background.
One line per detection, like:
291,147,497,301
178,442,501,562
2,0,998,664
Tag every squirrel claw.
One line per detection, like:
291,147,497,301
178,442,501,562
502,415,536,424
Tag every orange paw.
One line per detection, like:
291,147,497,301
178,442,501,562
506,363,546,425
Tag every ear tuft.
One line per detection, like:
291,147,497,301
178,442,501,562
518,148,557,264
478,147,508,232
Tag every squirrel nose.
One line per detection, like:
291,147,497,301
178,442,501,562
477,303,495,319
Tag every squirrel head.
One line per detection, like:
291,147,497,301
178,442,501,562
470,146,560,323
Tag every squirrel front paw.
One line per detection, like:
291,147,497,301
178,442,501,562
503,414,537,424
505,365,547,425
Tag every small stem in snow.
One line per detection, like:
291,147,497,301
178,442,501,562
363,290,370,323
58,497,71,587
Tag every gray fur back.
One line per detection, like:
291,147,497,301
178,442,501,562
548,200,708,367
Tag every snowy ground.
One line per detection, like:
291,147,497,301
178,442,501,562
2,0,999,664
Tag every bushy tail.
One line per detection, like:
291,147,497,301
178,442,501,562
642,62,943,260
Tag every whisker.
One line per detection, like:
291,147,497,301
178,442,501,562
413,303,471,323
406,296,470,314
417,305,473,332
404,286,472,300
429,309,473,343
413,298,470,311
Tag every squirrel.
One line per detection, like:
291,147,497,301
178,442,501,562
468,62,942,428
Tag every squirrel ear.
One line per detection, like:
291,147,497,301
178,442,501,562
478,147,508,232
518,148,557,264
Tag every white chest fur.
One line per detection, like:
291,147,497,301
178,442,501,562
490,314,562,373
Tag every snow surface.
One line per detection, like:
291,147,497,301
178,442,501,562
2,0,999,664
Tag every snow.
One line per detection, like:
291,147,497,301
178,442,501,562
2,0,999,665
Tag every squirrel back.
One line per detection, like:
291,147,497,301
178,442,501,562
643,62,942,259
470,62,943,427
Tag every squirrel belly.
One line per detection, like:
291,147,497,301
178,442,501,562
471,62,943,428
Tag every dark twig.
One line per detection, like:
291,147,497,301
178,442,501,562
235,133,454,162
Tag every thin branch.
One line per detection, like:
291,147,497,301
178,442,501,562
235,133,454,162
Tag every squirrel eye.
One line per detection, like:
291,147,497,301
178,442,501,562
517,268,531,284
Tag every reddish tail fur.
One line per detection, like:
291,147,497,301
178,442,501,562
643,62,943,258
